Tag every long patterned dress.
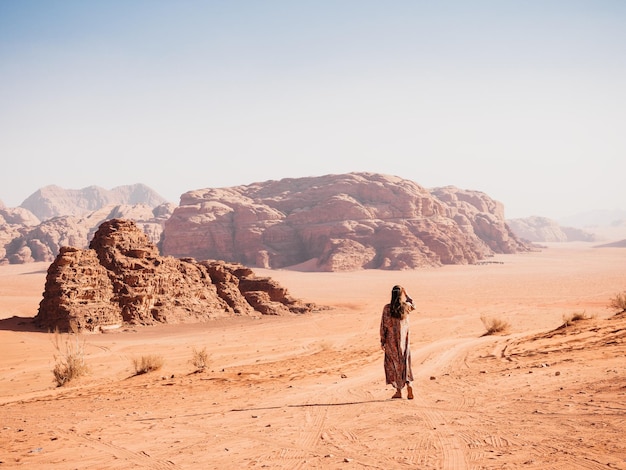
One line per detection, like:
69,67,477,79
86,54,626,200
380,304,413,388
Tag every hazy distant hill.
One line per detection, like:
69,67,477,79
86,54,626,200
507,216,595,243
1,184,173,265
20,184,168,221
558,209,626,229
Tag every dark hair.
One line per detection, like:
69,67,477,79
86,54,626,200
389,285,406,319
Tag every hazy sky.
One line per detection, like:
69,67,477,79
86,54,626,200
1,1,625,220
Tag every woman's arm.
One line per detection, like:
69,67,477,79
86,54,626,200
380,306,388,349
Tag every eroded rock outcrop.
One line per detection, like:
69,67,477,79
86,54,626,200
162,173,529,271
35,219,315,332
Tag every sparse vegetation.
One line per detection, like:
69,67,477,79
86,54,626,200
51,329,89,387
132,354,164,375
609,291,626,313
190,346,210,372
317,340,332,351
480,315,510,336
562,311,591,327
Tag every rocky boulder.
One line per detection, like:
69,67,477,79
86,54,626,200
35,219,315,333
162,173,529,271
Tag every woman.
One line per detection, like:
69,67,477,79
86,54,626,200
380,285,415,399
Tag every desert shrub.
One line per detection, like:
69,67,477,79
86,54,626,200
190,346,210,372
317,340,332,351
562,311,591,326
480,315,510,335
132,354,164,375
51,329,89,387
609,291,626,313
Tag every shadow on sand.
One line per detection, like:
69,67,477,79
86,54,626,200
0,316,45,333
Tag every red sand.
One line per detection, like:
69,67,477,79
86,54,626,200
1,243,625,469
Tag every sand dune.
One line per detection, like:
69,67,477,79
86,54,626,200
1,243,625,469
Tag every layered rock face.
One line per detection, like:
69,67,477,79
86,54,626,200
430,186,527,253
36,219,314,333
162,173,529,271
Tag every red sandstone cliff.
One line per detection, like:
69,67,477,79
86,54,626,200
162,173,529,271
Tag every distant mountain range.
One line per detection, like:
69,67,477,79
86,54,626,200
19,184,167,220
0,184,174,264
1,178,624,267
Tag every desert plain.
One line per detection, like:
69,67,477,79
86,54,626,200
0,242,625,469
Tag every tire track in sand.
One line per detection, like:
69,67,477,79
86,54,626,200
51,426,180,469
406,336,497,469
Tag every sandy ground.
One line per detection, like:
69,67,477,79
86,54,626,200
0,243,625,469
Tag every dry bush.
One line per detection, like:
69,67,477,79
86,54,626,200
132,354,164,375
562,311,591,327
190,346,210,372
317,340,333,351
480,315,510,336
51,329,89,387
609,291,626,313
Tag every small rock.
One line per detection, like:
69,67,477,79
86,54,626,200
555,371,561,376
430,376,436,380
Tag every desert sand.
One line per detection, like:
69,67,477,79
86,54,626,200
1,243,625,469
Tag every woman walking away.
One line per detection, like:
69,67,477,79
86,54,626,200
380,285,415,399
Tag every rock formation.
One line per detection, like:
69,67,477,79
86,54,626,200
1,203,175,265
1,183,173,265
507,216,595,243
35,219,315,333
20,183,167,220
162,173,529,271
0,206,41,260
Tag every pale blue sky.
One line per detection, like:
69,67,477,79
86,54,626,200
1,1,625,220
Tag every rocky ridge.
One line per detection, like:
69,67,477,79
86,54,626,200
1,203,175,265
21,183,167,220
35,219,315,333
1,183,174,265
162,173,529,271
